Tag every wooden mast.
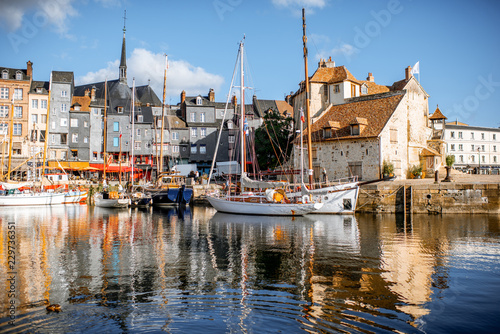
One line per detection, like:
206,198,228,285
103,80,108,179
239,39,246,174
302,8,314,187
159,54,167,176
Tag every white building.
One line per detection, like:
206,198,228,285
444,121,500,174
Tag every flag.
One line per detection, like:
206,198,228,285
411,61,420,75
300,108,305,123
119,130,122,138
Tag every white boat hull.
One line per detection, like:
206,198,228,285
206,195,322,216
0,192,67,206
290,183,359,214
94,194,130,208
63,191,88,204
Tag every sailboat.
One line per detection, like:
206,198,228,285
206,38,323,216
286,9,360,214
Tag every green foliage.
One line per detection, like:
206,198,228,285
409,164,423,177
446,155,455,167
254,109,294,170
382,160,394,175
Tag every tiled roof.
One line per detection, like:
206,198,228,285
275,100,293,117
310,65,360,84
429,106,447,120
71,96,91,112
360,80,391,95
306,91,405,142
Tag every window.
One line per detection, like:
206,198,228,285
157,119,162,128
0,123,7,135
494,146,497,152
200,112,206,122
0,88,8,99
31,114,38,124
482,145,485,151
482,155,485,163
191,144,197,154
450,144,455,151
196,96,202,105
49,150,56,159
84,137,88,143
15,71,22,80
459,144,463,151
117,106,123,114
200,128,206,137
191,128,197,137
135,141,141,150
113,137,119,147
458,132,463,139
459,155,464,162
494,156,497,163
61,104,67,112
390,128,398,143
136,128,141,137
137,115,143,122
72,133,78,143
144,129,148,138
351,124,360,136
84,121,88,127
71,150,78,158
0,105,8,117
41,100,47,109
471,144,475,151
92,108,98,116
190,112,196,122
1,70,7,79
61,151,67,160
334,85,340,93
13,123,22,136
93,152,98,160
60,118,67,126
323,128,331,138
70,118,78,127
200,144,206,154
51,121,55,130
32,99,38,109
450,131,455,139
41,115,47,124
173,145,179,153
229,135,235,143
14,106,22,118
113,122,119,132
361,85,367,94
61,91,67,97
61,133,67,144
312,147,317,161
494,134,497,140
172,132,179,140
471,132,474,139
227,121,233,129
481,133,485,140
14,88,22,100
471,155,475,162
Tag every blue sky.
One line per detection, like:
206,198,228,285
1,0,499,128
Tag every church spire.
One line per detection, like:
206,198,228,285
119,10,127,84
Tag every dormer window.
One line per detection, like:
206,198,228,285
323,121,340,139
324,128,332,138
196,96,202,105
350,117,368,136
361,84,368,95
351,124,360,135
117,106,123,114
334,85,340,93
15,71,23,80
137,115,143,122
2,70,8,79
36,88,43,93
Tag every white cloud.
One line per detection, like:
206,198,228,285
0,0,78,36
77,48,225,104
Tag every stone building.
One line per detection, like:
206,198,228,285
290,59,439,181
28,80,49,163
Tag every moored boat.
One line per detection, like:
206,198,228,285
94,192,130,208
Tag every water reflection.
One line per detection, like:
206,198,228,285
0,207,499,333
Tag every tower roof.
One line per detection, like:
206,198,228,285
429,106,447,120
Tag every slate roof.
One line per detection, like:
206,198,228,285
0,67,29,80
136,85,162,107
30,81,49,94
306,91,406,142
52,71,74,83
135,106,154,124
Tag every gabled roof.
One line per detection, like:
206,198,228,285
136,85,161,107
359,80,391,95
390,76,429,97
310,65,360,84
429,106,447,120
306,91,406,142
167,115,187,129
71,96,91,112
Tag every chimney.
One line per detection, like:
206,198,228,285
208,88,215,102
180,90,186,104
366,72,374,82
91,86,96,102
405,66,412,80
26,61,33,78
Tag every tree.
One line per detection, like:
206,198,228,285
254,109,294,170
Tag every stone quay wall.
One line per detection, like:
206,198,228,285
357,182,500,214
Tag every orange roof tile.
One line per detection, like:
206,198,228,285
305,92,405,142
360,80,391,95
429,106,447,120
71,96,91,112
310,66,360,84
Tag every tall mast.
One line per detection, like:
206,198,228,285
302,8,314,187
6,92,15,180
41,74,52,179
239,39,246,174
159,54,167,175
103,80,108,179
131,78,135,183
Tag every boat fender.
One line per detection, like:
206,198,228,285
302,195,309,204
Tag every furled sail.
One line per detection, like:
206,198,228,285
240,172,287,189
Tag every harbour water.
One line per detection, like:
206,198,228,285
1,205,499,333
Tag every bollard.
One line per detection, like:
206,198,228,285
434,170,439,183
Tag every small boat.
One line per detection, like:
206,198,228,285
94,191,130,208
0,189,67,206
63,190,88,204
130,192,152,208
151,184,192,207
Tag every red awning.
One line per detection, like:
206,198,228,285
89,164,140,172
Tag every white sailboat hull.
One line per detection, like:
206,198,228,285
0,192,67,206
63,191,88,204
206,195,323,216
290,183,359,214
